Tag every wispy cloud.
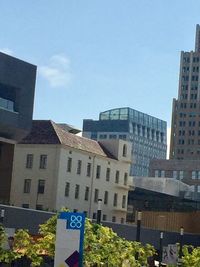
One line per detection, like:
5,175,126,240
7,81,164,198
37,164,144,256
39,54,72,88
0,48,13,55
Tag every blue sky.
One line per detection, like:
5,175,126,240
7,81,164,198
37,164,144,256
1,0,200,131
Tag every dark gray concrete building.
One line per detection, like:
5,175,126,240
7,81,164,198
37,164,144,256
0,52,36,203
83,107,167,176
0,52,36,142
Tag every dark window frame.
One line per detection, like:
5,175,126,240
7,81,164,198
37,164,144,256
37,179,45,194
39,155,47,169
23,179,31,193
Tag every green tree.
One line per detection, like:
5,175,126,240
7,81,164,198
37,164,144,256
0,225,21,264
0,212,155,266
181,245,200,267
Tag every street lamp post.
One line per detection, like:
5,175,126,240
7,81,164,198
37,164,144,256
135,211,142,261
159,231,163,267
178,226,184,265
136,210,142,242
97,199,102,224
0,209,5,225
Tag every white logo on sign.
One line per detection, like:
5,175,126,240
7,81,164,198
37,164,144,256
70,215,82,228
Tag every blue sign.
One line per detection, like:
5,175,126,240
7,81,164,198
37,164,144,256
56,212,85,267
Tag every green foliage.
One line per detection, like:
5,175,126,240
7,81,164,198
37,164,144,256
13,229,43,266
84,220,155,266
0,225,21,264
0,212,155,266
181,245,200,267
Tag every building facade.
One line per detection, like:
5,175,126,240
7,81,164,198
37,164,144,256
0,52,36,142
149,25,200,201
10,120,131,224
0,52,36,204
83,107,167,177
149,159,200,200
170,25,200,159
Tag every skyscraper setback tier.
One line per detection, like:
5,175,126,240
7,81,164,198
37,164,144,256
83,107,167,177
170,24,200,160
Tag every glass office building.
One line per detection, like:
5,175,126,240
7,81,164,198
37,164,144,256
83,107,167,176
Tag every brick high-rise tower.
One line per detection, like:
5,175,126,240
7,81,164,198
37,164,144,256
170,25,200,159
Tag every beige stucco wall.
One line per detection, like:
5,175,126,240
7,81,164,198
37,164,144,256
99,139,132,163
10,140,131,223
56,145,130,222
10,144,61,210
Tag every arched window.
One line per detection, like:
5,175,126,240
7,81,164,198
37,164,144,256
122,144,127,157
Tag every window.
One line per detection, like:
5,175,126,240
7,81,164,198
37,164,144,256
190,185,195,192
109,134,117,139
112,216,116,222
121,218,125,224
99,134,107,139
191,171,200,179
93,213,96,219
122,195,126,208
192,171,195,179
106,168,110,181
102,214,107,221
37,180,45,194
179,171,184,180
74,209,78,212
91,133,97,140
122,144,127,157
36,204,43,210
173,171,177,179
67,157,72,172
113,193,118,207
189,121,196,127
96,165,101,179
39,155,47,169
84,186,89,201
22,204,29,209
119,134,126,140
115,171,119,183
23,179,31,193
65,182,70,197
86,163,91,177
94,189,99,203
77,160,82,175
155,170,159,177
161,170,165,178
124,173,128,185
26,154,33,169
104,191,108,205
75,184,80,199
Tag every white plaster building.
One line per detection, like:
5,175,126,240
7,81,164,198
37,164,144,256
10,120,132,223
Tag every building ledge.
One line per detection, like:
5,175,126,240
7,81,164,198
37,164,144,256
113,207,127,212
115,184,130,190
0,136,16,144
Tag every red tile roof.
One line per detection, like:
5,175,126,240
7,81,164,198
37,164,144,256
20,120,116,159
